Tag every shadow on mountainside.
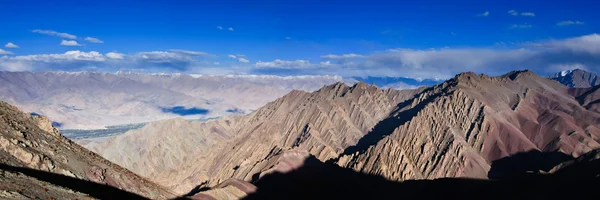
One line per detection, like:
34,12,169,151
0,164,149,200
245,155,600,200
488,150,573,179
340,87,443,157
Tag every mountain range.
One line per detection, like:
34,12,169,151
82,69,600,195
0,71,435,130
1,69,600,199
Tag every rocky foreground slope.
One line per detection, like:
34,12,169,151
86,70,600,195
0,101,175,199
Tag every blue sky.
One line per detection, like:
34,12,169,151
0,0,599,79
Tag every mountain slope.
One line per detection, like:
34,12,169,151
337,70,600,181
0,101,175,199
551,69,600,88
87,81,423,193
83,116,242,192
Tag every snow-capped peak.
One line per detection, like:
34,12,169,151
554,69,574,78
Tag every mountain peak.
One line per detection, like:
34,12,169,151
553,68,590,78
502,70,537,80
551,69,600,88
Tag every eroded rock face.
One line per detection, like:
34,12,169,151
337,71,600,181
87,81,422,194
0,101,175,199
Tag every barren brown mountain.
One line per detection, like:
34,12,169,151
337,70,600,181
86,82,423,193
0,101,176,199
87,70,600,195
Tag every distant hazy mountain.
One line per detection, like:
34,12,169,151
347,76,441,89
551,69,600,88
0,71,343,129
0,71,426,130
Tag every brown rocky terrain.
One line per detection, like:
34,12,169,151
86,70,600,196
86,82,423,193
0,101,176,199
337,70,600,180
83,116,242,193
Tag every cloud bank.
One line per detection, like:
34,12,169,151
1,34,600,79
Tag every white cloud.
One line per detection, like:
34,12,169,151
510,24,532,29
509,10,535,17
477,11,489,17
106,52,125,60
0,51,105,71
217,26,223,30
228,27,234,31
250,34,600,79
32,29,77,39
134,51,191,63
0,48,13,55
213,62,220,65
321,53,363,59
12,51,106,62
2,34,600,79
85,37,104,43
320,61,332,66
0,61,30,71
236,54,246,57
238,58,249,63
521,12,535,17
542,33,600,54
255,59,316,69
0,50,218,72
170,49,210,56
228,55,237,59
557,20,585,26
5,42,19,48
60,40,82,46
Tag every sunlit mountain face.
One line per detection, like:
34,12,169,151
1,0,600,199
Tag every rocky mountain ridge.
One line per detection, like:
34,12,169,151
0,101,175,199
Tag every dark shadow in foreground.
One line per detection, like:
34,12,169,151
487,150,573,179
244,155,600,200
0,164,149,200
